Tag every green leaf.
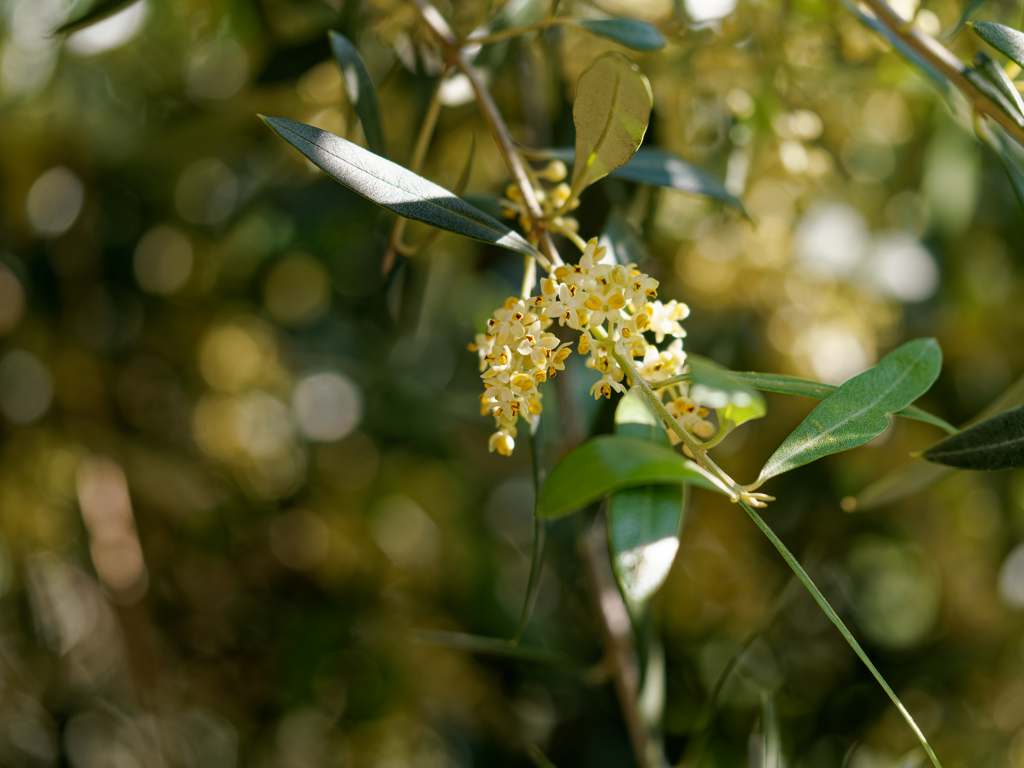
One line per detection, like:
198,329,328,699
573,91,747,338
964,66,1024,127
599,213,647,266
544,147,744,212
260,116,541,259
571,52,653,195
53,0,141,35
970,20,1024,69
686,356,766,428
607,148,747,213
851,373,1024,510
739,501,943,768
977,121,1024,214
974,51,1024,119
725,371,957,433
537,435,728,519
571,19,666,51
921,404,1024,469
329,31,387,157
608,391,683,603
409,629,582,670
755,339,943,484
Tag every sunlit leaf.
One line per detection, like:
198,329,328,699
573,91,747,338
755,339,943,484
608,391,683,603
329,31,387,157
686,356,766,428
970,20,1024,69
571,52,653,194
571,19,666,51
922,404,1024,469
260,116,541,258
726,371,957,433
537,436,728,519
53,0,141,35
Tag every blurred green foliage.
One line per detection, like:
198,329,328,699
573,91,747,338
2,0,1024,766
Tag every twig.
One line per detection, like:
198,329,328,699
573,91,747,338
855,0,1024,148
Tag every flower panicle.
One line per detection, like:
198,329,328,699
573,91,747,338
474,238,716,456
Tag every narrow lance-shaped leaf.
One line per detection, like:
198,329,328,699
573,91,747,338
537,435,729,519
725,371,957,433
978,120,1024,215
542,147,743,212
52,0,141,35
974,51,1024,119
686,355,766,428
970,20,1024,69
964,67,1024,127
260,116,541,259
755,339,943,485
329,31,387,157
571,19,666,51
609,391,684,603
922,404,1024,470
571,52,653,196
852,372,1024,511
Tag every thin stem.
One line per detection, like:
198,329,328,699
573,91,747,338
855,0,1024,148
738,500,943,768
383,74,447,274
464,17,570,46
511,424,548,645
408,0,563,268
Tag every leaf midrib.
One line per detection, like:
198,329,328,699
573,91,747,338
274,119,510,239
927,432,1024,459
579,65,622,186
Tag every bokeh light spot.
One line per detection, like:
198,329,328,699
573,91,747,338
175,158,237,226
264,253,331,326
293,372,362,442
185,40,248,102
134,225,193,295
269,509,330,571
26,167,84,237
0,350,53,424
199,322,272,394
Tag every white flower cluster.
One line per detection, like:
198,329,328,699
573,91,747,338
471,238,716,456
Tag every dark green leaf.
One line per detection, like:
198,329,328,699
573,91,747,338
755,339,943,484
53,0,141,35
974,51,1024,118
965,66,1024,126
726,371,957,433
609,391,683,603
922,404,1024,469
537,436,728,518
571,19,666,51
409,629,582,669
329,31,387,157
571,52,653,194
545,147,744,211
971,20,1024,69
686,356,766,428
260,116,541,259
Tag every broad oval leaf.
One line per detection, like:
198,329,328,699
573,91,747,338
609,390,683,603
686,356,766,428
329,31,387,157
260,116,540,259
755,339,943,484
971,20,1024,69
726,371,957,434
571,52,653,194
53,0,141,35
571,19,666,51
537,435,729,518
922,404,1024,469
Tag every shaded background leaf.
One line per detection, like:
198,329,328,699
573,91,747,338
571,19,666,51
329,31,387,157
686,355,766,428
922,404,1024,469
53,0,141,34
